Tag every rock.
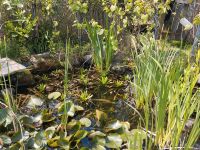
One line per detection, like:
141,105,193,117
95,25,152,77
82,54,92,67
0,58,26,77
45,85,54,93
15,70,35,86
30,53,62,73
111,64,132,75
185,119,195,131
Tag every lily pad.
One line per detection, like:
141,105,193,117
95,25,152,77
89,131,106,138
106,134,122,149
107,120,122,131
80,118,91,127
45,126,56,139
58,101,75,117
48,92,61,100
96,109,107,126
27,96,44,108
74,130,88,142
0,135,11,145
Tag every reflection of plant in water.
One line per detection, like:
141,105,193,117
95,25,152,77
79,91,93,102
37,83,46,93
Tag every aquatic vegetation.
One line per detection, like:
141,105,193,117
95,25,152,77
37,83,46,93
79,69,89,86
115,80,124,88
86,21,117,73
99,76,109,85
79,91,93,102
131,36,200,149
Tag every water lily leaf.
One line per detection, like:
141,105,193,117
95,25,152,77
0,108,13,127
0,108,13,125
92,137,106,146
26,137,35,149
107,120,122,131
20,115,34,128
80,118,91,127
26,96,44,108
59,101,75,117
0,108,9,125
66,120,81,133
75,105,84,111
58,137,70,149
35,131,47,147
45,126,56,139
121,122,130,131
92,145,106,150
81,147,90,150
48,92,61,100
42,110,55,123
12,131,29,143
89,131,106,138
9,142,22,150
105,134,122,149
47,136,59,148
95,109,107,126
74,130,88,142
0,135,11,145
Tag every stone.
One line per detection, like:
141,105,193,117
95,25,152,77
0,58,26,77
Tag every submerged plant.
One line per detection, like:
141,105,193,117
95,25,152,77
37,83,46,93
79,91,93,102
115,80,124,88
100,75,109,85
79,69,89,86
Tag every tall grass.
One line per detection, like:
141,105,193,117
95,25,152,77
0,37,25,148
131,35,200,149
86,22,117,74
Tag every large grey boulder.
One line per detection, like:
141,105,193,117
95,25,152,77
0,58,34,86
0,58,26,77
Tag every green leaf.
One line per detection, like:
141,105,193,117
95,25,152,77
74,130,88,141
45,126,56,139
92,145,106,150
48,92,61,100
0,108,11,125
0,135,11,145
89,131,106,138
106,134,122,148
12,131,29,143
107,120,122,131
26,96,44,108
59,101,75,117
80,117,91,127
9,142,22,150
95,109,107,126
74,105,84,111
35,131,47,147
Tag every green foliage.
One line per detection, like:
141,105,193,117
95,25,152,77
86,21,117,73
193,13,200,25
132,35,200,149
